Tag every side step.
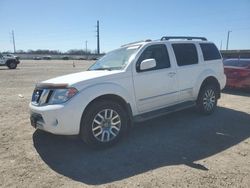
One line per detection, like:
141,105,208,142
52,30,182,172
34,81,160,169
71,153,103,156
134,101,196,122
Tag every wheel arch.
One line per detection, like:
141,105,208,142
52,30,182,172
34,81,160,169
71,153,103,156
198,76,221,99
6,59,17,68
80,94,133,132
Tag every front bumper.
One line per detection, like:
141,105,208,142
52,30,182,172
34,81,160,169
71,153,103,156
29,102,82,135
30,113,44,128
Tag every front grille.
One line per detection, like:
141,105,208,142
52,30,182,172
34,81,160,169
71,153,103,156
32,89,54,106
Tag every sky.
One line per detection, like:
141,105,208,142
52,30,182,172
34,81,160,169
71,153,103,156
0,0,250,53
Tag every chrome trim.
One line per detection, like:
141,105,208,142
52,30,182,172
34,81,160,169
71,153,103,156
139,91,178,102
31,89,54,106
38,89,50,105
139,88,193,102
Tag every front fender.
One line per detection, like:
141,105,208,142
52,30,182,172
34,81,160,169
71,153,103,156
77,82,137,115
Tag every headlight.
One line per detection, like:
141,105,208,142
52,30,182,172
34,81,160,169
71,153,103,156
49,87,78,104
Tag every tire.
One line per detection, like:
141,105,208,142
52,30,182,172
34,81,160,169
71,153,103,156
7,60,17,69
197,85,218,115
80,100,128,147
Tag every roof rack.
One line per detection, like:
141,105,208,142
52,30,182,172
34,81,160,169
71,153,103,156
121,39,152,47
161,36,207,41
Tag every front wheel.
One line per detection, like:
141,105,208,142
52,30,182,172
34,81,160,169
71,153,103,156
80,100,128,147
7,61,17,69
197,85,218,115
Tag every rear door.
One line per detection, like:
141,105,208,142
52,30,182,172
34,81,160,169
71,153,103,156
171,43,200,101
132,44,179,113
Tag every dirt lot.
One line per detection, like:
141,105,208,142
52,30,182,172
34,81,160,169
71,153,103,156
0,60,250,188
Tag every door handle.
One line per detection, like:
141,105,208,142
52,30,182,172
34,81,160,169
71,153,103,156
168,72,176,77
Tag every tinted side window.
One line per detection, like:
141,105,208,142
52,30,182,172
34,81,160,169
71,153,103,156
172,43,198,66
137,44,170,72
200,43,221,61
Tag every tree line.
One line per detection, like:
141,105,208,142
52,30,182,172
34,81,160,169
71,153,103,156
2,49,97,55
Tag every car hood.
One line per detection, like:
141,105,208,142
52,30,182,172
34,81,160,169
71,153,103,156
41,70,122,86
3,56,16,60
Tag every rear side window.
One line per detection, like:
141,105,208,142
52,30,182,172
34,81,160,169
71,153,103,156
200,43,221,61
172,43,198,66
136,44,170,72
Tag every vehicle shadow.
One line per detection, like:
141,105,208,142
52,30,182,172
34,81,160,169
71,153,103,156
33,106,250,185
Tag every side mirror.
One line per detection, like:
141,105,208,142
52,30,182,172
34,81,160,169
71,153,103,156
140,58,156,71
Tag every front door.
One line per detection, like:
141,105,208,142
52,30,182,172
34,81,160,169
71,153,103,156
133,44,179,113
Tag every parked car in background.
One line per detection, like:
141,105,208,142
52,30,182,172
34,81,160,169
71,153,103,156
43,56,52,60
78,57,86,60
0,53,20,69
223,58,250,89
88,56,98,60
33,56,42,60
62,56,70,60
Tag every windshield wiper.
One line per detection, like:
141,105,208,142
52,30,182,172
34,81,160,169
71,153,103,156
89,67,112,71
89,67,122,71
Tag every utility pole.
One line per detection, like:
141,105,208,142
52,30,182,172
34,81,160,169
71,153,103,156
12,30,16,53
85,40,88,53
96,20,100,54
220,40,222,50
226,30,232,50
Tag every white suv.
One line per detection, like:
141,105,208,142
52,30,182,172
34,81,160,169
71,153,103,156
29,36,226,147
0,53,20,69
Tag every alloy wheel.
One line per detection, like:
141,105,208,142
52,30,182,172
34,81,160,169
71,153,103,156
92,109,121,142
203,89,216,111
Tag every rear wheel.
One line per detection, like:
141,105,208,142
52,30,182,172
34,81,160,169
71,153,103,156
80,100,128,147
197,85,218,115
7,60,17,69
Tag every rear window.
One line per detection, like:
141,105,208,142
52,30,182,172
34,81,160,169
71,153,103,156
200,43,221,61
172,43,198,66
224,59,250,67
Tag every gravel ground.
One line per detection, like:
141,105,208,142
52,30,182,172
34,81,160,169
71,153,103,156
0,60,250,188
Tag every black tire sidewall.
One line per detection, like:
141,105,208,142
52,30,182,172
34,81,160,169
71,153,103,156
7,61,17,69
80,100,128,147
197,85,218,115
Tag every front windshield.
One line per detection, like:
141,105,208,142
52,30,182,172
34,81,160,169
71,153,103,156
88,45,140,71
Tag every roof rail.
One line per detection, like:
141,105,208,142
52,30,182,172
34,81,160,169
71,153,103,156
121,39,152,47
161,36,207,41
